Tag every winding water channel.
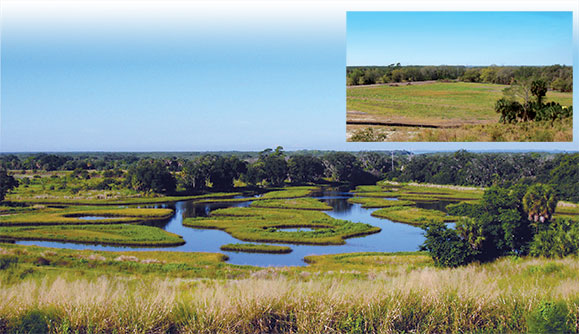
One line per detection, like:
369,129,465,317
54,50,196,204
15,188,448,266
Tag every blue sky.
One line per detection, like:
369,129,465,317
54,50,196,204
347,12,573,66
0,4,577,152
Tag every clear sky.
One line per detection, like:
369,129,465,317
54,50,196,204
0,3,577,152
347,12,573,66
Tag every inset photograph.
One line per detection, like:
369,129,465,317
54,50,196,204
346,12,573,142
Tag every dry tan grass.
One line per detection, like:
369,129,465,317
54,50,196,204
0,256,577,333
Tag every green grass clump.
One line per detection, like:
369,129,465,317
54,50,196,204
354,182,483,202
0,224,184,246
372,206,459,225
0,206,174,226
220,243,292,254
304,252,431,271
259,186,318,199
250,198,331,210
184,207,380,245
347,197,415,208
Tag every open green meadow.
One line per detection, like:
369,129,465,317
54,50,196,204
347,82,573,142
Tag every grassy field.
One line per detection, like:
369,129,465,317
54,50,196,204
346,82,573,142
220,243,293,254
184,207,380,245
347,82,572,123
0,224,184,246
0,244,577,333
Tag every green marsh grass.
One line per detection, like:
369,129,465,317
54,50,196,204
250,198,331,210
372,206,459,225
0,206,174,226
0,224,184,246
220,243,292,254
347,197,415,208
259,186,318,199
184,207,380,245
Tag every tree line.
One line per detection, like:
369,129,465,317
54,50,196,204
2,150,577,202
347,64,572,92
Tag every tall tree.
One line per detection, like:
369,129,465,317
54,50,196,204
0,168,19,202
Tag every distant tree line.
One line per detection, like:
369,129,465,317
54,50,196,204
347,65,572,92
1,150,577,202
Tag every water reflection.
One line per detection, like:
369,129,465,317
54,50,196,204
17,187,440,267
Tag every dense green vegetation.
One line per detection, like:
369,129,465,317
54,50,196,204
494,78,573,125
184,207,380,245
423,183,577,267
347,65,572,92
220,243,292,254
0,224,184,246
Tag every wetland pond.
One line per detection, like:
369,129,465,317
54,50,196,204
16,188,455,266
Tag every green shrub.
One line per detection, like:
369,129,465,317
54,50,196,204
12,309,57,334
527,301,571,334
0,255,18,270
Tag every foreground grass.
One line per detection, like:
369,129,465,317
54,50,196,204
372,206,459,226
250,198,331,210
183,207,380,245
0,206,174,226
0,247,577,333
0,224,184,246
220,243,292,254
415,118,573,142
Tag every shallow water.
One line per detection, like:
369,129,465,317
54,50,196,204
16,188,436,267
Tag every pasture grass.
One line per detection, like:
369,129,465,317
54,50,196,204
347,82,572,123
0,224,184,246
183,207,380,245
372,206,459,225
250,198,331,210
0,206,174,226
220,243,292,254
0,248,577,333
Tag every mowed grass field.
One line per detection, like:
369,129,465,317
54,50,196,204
347,82,572,124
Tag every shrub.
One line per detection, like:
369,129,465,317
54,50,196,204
527,301,571,334
420,222,476,267
0,255,18,270
12,309,58,334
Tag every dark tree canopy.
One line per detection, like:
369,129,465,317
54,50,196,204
125,160,176,194
0,168,19,202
